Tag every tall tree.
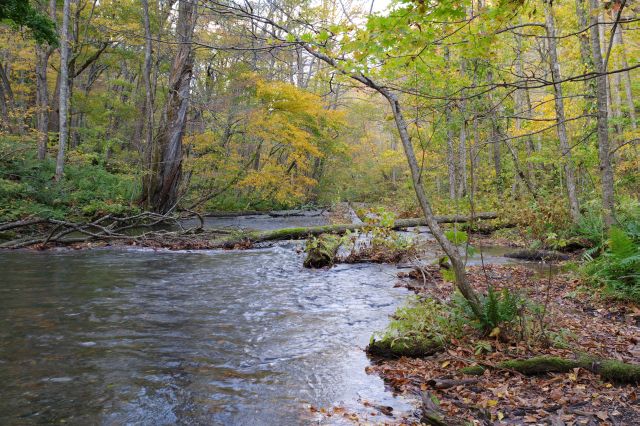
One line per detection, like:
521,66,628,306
589,0,616,227
142,0,198,213
35,0,57,160
544,0,580,222
141,0,155,190
55,0,71,181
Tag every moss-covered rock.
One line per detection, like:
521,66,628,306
366,337,443,358
303,234,341,268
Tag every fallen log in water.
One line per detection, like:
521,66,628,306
0,212,497,250
504,249,570,261
210,212,498,249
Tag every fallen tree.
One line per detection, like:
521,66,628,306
0,212,497,250
460,355,640,384
210,212,497,249
504,249,570,261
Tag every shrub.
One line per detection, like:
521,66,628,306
453,287,525,334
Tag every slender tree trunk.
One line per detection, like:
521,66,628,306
485,69,504,197
612,25,636,130
142,0,198,213
35,46,51,160
457,60,468,198
458,104,467,198
598,11,613,120
382,89,481,317
141,0,155,195
289,37,483,317
0,64,20,134
35,0,57,160
444,48,456,199
589,0,616,227
515,28,537,190
445,103,457,199
55,0,71,181
544,2,581,222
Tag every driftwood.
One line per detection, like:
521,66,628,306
0,212,193,249
504,250,570,261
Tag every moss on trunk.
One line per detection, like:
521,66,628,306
459,355,640,384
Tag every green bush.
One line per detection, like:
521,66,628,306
454,286,524,333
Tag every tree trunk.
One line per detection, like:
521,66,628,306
35,46,51,160
55,0,71,181
612,24,636,130
457,60,468,198
34,0,57,160
515,23,537,190
545,2,581,222
486,70,503,197
382,89,482,317
589,0,616,227
444,48,456,199
142,0,198,213
141,0,155,195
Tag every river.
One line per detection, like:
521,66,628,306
0,213,551,425
0,240,417,425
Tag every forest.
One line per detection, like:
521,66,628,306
0,0,639,424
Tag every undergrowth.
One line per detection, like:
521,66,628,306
0,138,139,222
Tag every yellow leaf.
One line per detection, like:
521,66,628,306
489,327,501,338
441,360,451,368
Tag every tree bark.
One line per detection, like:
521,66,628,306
444,48,457,199
382,89,482,317
55,0,71,181
141,0,155,193
515,24,537,190
589,0,616,227
611,23,636,130
142,0,198,213
457,60,468,198
544,2,581,222
35,45,51,160
486,69,503,197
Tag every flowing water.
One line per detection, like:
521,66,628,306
0,242,416,425
0,213,557,425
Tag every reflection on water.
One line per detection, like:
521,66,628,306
0,244,415,425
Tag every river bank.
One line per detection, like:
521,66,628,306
359,263,640,425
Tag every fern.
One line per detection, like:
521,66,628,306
583,226,640,302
